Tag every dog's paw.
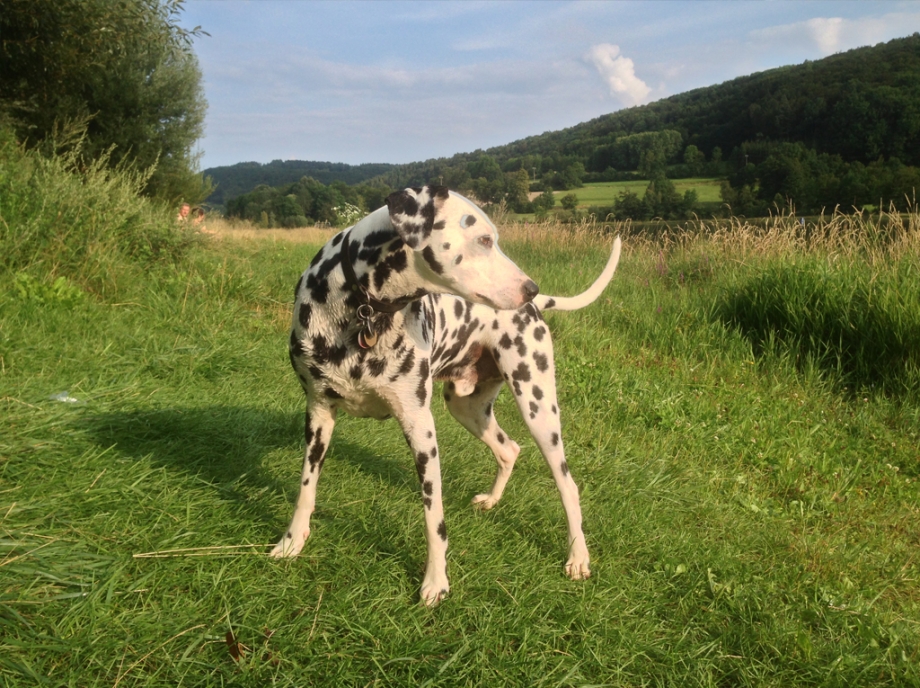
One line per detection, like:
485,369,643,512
420,572,450,607
565,543,591,580
471,493,499,510
269,529,309,558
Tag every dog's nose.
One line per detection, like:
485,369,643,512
521,279,539,302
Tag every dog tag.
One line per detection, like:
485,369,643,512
358,329,378,348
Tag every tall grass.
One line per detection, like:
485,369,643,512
0,126,198,298
502,207,920,399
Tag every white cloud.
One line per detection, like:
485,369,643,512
749,11,920,57
586,43,651,106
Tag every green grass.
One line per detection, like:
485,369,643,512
2,213,920,685
560,179,724,208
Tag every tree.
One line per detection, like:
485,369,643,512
534,188,556,213
560,193,579,211
683,145,705,176
0,0,210,203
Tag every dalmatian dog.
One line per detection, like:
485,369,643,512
273,185,621,606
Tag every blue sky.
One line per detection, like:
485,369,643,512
183,1,920,170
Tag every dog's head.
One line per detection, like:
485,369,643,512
386,186,538,310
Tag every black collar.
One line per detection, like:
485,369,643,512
339,229,416,314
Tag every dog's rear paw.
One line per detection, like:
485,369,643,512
420,573,450,607
471,493,499,510
269,530,309,558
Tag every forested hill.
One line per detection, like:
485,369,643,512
219,34,920,224
203,160,396,206
376,33,920,187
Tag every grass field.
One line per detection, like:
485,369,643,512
3,209,920,686
560,178,724,208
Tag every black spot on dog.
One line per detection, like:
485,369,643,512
363,229,398,247
306,274,330,304
286,531,292,539
427,431,433,439
551,432,559,446
442,242,450,250
357,245,382,265
433,220,446,230
560,460,569,476
454,254,463,265
309,365,324,380
499,333,512,350
309,247,324,269
511,362,531,383
423,497,432,510
304,417,314,446
430,446,437,457
349,364,362,379
397,348,415,376
329,343,347,366
308,439,326,467
367,358,386,377
422,246,443,274
302,477,310,485
423,480,433,496
533,326,546,342
484,402,492,417
324,388,343,399
533,385,543,400
513,335,526,357
415,451,429,480
529,401,539,417
443,392,452,402
416,358,430,404
533,351,548,373
544,298,556,309
437,520,447,541
552,404,557,414
453,300,464,319
497,431,505,444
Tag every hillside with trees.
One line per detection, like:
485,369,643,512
221,33,920,225
203,160,397,207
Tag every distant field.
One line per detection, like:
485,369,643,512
563,178,724,207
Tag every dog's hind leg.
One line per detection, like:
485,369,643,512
443,379,521,510
270,403,336,558
498,334,591,581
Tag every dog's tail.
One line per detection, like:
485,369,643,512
533,236,621,312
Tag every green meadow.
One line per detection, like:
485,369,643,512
557,179,724,208
2,137,920,685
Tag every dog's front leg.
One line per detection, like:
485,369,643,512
398,406,449,607
270,403,337,558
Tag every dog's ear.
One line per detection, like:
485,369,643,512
387,185,450,250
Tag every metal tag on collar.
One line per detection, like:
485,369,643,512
356,303,378,348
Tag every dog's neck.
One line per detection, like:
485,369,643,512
336,212,430,312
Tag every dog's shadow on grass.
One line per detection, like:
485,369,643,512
85,404,418,541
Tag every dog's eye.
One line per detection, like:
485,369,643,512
460,214,477,229
478,235,493,249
